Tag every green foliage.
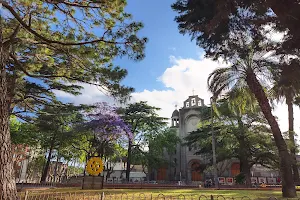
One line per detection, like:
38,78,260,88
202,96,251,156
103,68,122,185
185,99,277,172
118,101,168,179
71,103,129,164
67,166,84,177
155,128,181,156
171,0,300,60
2,0,147,122
71,130,128,170
0,0,146,197
207,44,272,99
69,130,94,161
119,101,168,136
131,128,180,173
172,1,298,195
147,128,180,168
10,116,39,146
9,107,88,180
118,101,168,159
235,173,246,185
34,104,87,161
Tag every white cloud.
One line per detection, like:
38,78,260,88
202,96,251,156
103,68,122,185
55,54,300,142
274,104,300,143
54,83,114,105
132,55,228,118
55,55,227,117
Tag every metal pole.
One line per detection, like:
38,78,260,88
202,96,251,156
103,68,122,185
210,97,218,189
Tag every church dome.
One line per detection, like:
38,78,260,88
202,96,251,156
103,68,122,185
171,109,179,118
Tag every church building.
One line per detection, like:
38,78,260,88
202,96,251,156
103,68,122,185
157,94,210,183
155,94,281,184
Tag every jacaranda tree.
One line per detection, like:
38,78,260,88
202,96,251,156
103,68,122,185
73,102,131,171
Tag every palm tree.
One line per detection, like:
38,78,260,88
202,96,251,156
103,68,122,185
207,47,296,197
212,95,272,187
270,62,300,183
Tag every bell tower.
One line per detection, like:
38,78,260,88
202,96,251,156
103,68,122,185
171,105,179,127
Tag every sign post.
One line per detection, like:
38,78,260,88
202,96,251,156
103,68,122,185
82,157,104,189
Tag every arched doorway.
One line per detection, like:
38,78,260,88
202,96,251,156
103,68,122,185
190,160,202,181
231,162,240,176
157,167,167,181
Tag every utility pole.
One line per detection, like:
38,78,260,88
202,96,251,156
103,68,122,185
210,97,219,189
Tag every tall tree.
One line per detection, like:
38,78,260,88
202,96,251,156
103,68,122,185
72,102,130,178
0,12,17,199
270,63,300,183
132,128,180,181
35,104,84,183
172,1,297,197
206,47,295,195
118,101,167,182
86,102,131,158
186,98,277,186
171,0,300,57
0,1,146,198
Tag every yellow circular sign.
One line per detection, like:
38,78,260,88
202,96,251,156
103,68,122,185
86,157,104,176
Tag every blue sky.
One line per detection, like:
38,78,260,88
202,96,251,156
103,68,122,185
116,0,201,92
56,0,216,114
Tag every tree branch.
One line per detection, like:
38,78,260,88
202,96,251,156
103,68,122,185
3,24,21,46
10,53,106,88
45,0,105,9
1,1,129,46
71,144,89,154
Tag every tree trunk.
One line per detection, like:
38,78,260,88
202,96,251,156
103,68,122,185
246,69,296,197
82,156,88,190
0,17,18,200
105,161,113,181
53,155,59,183
238,143,251,187
144,165,150,181
240,158,251,187
237,119,251,187
40,147,53,183
126,140,132,182
286,93,300,183
267,4,300,184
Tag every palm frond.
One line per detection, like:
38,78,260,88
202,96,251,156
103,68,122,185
208,66,243,98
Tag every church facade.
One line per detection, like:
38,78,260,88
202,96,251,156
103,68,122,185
164,94,210,182
155,94,279,183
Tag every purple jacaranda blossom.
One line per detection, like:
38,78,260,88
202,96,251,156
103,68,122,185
86,102,132,141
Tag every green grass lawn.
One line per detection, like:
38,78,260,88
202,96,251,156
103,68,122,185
21,188,300,199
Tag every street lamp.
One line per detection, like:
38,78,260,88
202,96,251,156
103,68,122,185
210,97,219,189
